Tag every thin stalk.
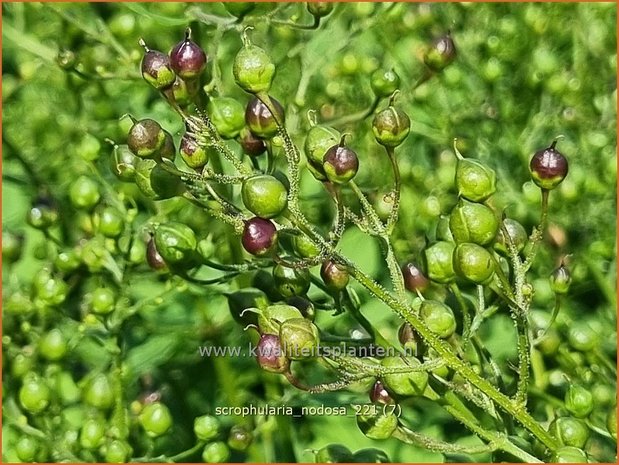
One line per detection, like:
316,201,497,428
385,146,401,234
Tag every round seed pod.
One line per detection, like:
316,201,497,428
419,300,456,339
245,96,285,139
453,243,495,284
233,40,275,94
530,140,569,190
449,200,499,246
424,34,457,72
323,136,359,184
169,28,207,80
140,41,176,90
372,105,410,147
279,318,320,360
256,334,289,373
241,217,278,257
320,259,349,292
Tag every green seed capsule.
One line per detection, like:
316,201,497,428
356,413,398,440
292,234,320,259
307,2,334,18
194,415,220,441
69,176,101,210
304,124,340,165
83,373,114,410
453,243,495,284
550,263,571,295
423,241,456,284
272,264,311,298
134,158,184,200
381,356,429,396
111,144,139,182
315,444,353,463
207,97,246,139
352,448,391,463
241,174,288,219
279,318,320,359
258,304,304,335
494,218,527,256
154,222,197,268
549,417,590,448
455,157,496,202
104,439,132,463
139,402,172,437
420,300,457,338
449,200,499,246
372,105,410,147
228,425,253,451
202,441,230,463
550,446,588,463
2,230,24,263
233,42,275,94
19,375,50,413
565,384,594,418
371,69,400,98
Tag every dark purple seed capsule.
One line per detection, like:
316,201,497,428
180,133,209,169
424,34,457,72
401,262,430,294
245,96,285,139
530,140,569,190
320,259,349,292
369,380,395,404
239,127,267,156
140,45,176,90
127,118,166,159
323,137,359,184
398,322,416,348
286,296,316,321
242,217,278,256
146,237,167,271
256,334,289,373
169,28,207,80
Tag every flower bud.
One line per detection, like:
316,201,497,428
401,262,429,294
530,140,569,190
320,260,349,292
372,105,410,148
307,2,334,18
140,42,176,90
423,241,456,284
381,356,428,396
323,136,359,184
180,133,209,169
207,97,245,139
245,96,285,139
424,34,456,72
242,217,278,257
369,380,395,405
453,243,495,284
169,28,207,80
256,334,289,373
272,265,311,298
455,157,496,202
550,262,571,295
233,40,275,94
279,317,319,359
449,199,499,246
420,300,456,339
239,127,267,156
494,218,527,256
356,413,398,440
127,118,166,159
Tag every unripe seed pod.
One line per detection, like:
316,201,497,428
69,176,101,210
146,236,168,271
245,96,285,139
135,158,184,200
202,441,230,463
550,262,571,295
320,259,349,291
369,380,395,404
19,375,50,413
105,440,132,463
127,118,166,159
3,230,24,264
423,241,456,284
371,69,400,98
154,222,197,267
272,264,311,298
449,200,499,246
140,42,176,90
256,334,289,373
304,124,340,165
357,413,398,440
549,417,590,448
279,317,319,359
401,262,430,294
258,304,304,335
239,127,266,156
398,322,417,351
169,28,207,80
530,140,569,190
95,207,124,238
323,136,359,184
233,39,275,94
565,384,594,418
315,444,353,463
550,446,588,463
242,217,278,256
180,133,209,169
455,157,496,202
159,131,176,161
139,402,172,437
110,144,139,182
494,218,527,256
436,215,454,242
194,415,220,441
424,34,457,72
453,243,495,284
381,356,428,396
307,2,334,18
241,174,288,219
207,97,246,139
372,105,410,147
420,300,456,339
292,234,319,259
567,322,597,352
227,425,253,451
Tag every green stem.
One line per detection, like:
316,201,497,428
514,315,531,406
385,146,401,234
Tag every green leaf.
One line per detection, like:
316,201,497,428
125,333,183,378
